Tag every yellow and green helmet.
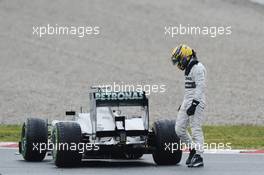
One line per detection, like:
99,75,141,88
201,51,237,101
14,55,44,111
171,44,194,70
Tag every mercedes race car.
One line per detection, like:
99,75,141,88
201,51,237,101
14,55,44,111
19,87,182,167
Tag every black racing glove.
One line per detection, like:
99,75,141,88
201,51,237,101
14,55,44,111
186,100,200,116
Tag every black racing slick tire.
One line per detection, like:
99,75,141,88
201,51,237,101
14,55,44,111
52,122,82,167
20,118,48,161
152,119,182,165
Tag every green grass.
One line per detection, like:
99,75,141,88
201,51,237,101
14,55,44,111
0,125,263,149
0,125,21,142
204,125,264,149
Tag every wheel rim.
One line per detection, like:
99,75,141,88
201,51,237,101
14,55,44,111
52,127,59,160
21,123,27,157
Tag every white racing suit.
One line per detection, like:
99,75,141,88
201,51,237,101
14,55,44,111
175,59,206,155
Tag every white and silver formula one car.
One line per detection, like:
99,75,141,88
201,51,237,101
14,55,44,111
19,87,182,167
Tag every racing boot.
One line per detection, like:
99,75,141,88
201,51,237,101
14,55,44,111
188,154,204,168
186,148,196,165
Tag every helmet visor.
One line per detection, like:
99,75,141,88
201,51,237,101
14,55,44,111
171,54,181,65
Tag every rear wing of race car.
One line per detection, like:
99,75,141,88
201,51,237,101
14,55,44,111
89,86,149,140
89,86,149,107
94,91,148,107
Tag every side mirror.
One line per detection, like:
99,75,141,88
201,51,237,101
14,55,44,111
66,111,76,116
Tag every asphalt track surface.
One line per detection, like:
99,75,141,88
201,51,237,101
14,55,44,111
0,149,264,175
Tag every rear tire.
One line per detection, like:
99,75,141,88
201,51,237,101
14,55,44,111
152,119,182,165
20,118,48,161
52,122,82,167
